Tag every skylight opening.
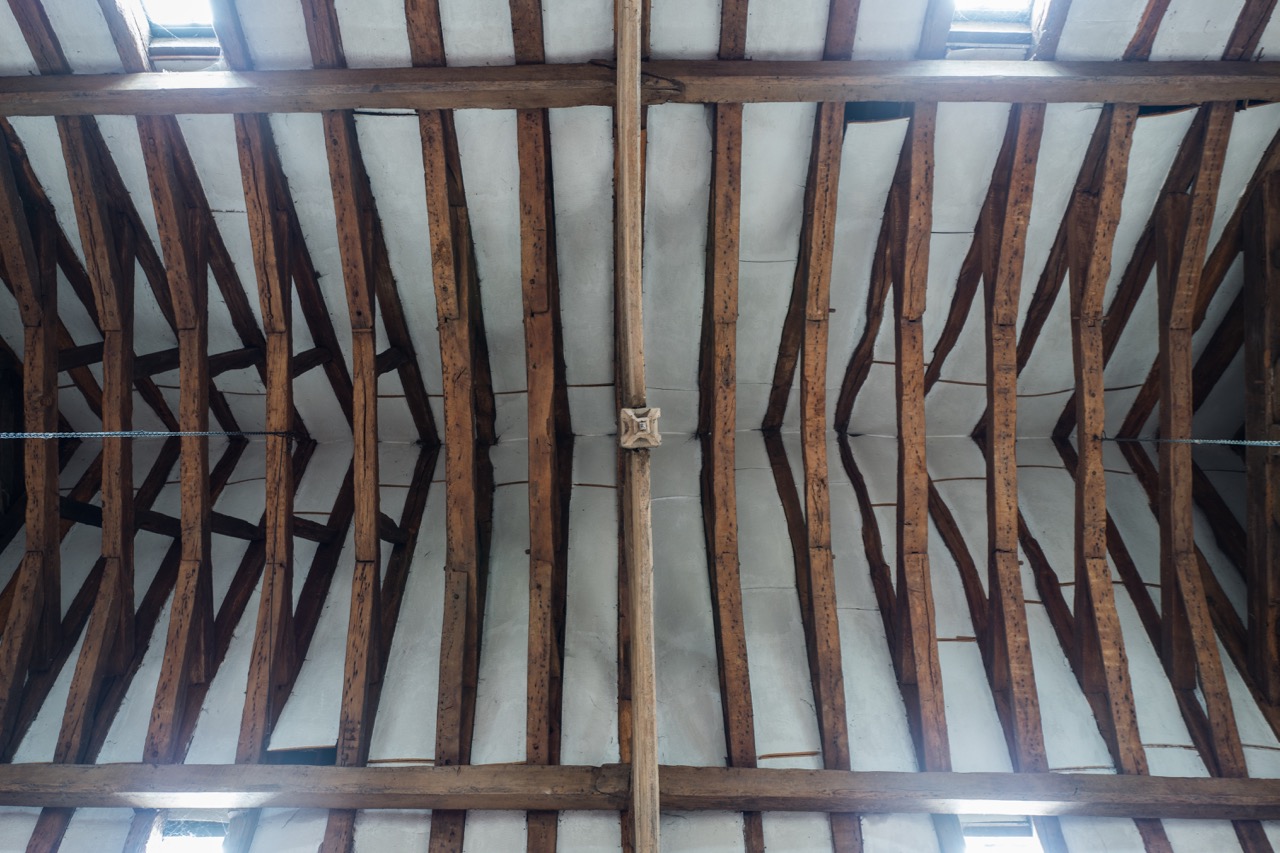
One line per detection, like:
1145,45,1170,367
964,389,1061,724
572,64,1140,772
953,0,1034,23
947,0,1035,56
148,819,227,853
140,0,213,30
139,0,220,69
962,817,1045,853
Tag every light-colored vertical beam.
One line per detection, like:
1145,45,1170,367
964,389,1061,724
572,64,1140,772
617,0,657,849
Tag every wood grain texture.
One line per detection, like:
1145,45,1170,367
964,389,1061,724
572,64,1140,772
981,102,1049,778
797,100,861,853
1245,170,1280,704
894,104,951,777
5,763,1280,819
0,143,58,755
235,105,297,769
696,99,764,851
10,57,1280,110
1063,105,1155,784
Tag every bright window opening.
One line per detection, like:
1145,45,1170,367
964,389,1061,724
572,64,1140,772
139,0,220,68
962,817,1045,853
948,0,1035,55
953,0,1034,21
148,819,227,853
140,0,213,30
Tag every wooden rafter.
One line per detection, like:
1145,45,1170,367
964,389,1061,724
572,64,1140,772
140,112,215,768
320,447,438,853
1156,100,1236,695
1049,0,1277,440
1111,439,1276,851
0,131,59,753
208,0,355,432
1056,103,1176,852
980,99,1048,768
0,121,105,424
25,437,249,853
762,0,859,431
695,0,764,847
967,100,1069,851
798,98,862,852
222,458,356,853
697,98,764,850
870,102,966,836
397,3,498,853
234,104,297,771
293,0,438,447
506,5,576,851
1115,126,1280,440
1244,170,1280,704
892,109,957,834
831,2,958,433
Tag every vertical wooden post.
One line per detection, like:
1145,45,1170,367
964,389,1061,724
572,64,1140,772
140,112,214,765
0,137,58,751
617,0,657,848
1245,169,1280,704
236,110,296,765
894,103,950,774
1155,102,1253,787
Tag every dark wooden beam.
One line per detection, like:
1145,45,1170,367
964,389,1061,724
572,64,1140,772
1244,169,1280,704
1060,106,1173,851
235,99,298,773
1113,440,1276,851
7,764,1280,820
321,447,438,853
0,135,59,754
140,109,215,767
795,98,861,853
1115,127,1280,440
222,458,355,853
507,6,574,850
209,0,356,431
24,438,248,853
981,99,1049,766
29,440,173,777
894,104,951,779
695,120,766,834
8,61,1280,115
697,5,762,842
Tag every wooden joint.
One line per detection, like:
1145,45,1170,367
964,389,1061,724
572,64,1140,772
619,407,661,449
375,346,409,375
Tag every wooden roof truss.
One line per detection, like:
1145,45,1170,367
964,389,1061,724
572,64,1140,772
0,0,1279,851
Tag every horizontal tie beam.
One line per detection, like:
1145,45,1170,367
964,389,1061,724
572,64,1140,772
0,60,1278,116
2,764,1280,820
